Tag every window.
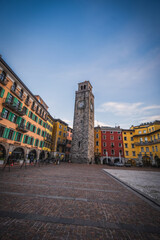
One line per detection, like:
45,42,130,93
111,143,114,147
25,95,29,104
39,119,42,125
30,112,33,118
11,82,17,91
35,115,38,122
16,133,21,142
131,137,133,141
125,143,128,148
0,71,6,81
96,134,99,138
119,150,122,155
3,109,9,119
124,132,126,134
63,133,66,137
124,137,127,141
143,130,146,133
149,128,151,132
158,133,160,139
19,89,23,98
138,131,142,134
154,135,156,140
152,127,154,131
27,122,31,130
96,141,99,146
140,138,143,142
0,126,5,137
150,136,152,141
30,137,34,145
0,86,5,97
111,149,115,155
125,151,129,156
8,129,14,140
141,147,144,152
132,151,136,156
103,142,106,147
35,139,39,147
102,131,106,133
59,131,61,136
130,132,133,135
110,135,114,140
103,135,106,140
118,136,121,140
59,124,62,129
103,149,106,155
37,128,41,135
81,86,83,90
146,147,149,152
155,146,158,152
32,126,36,133
152,146,154,152
145,137,148,142
118,131,121,134
110,131,113,134
119,143,122,147
64,127,66,131
24,135,29,144
131,144,135,148
78,141,81,147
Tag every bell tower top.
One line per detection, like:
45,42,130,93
78,81,93,92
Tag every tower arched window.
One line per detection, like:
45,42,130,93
0,71,6,82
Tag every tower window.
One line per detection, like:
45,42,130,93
78,141,81,148
84,85,86,89
81,86,83,90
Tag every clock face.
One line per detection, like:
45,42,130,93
78,100,85,109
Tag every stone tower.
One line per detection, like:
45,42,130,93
71,81,94,163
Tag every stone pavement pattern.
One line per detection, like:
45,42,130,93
0,164,160,240
104,169,160,205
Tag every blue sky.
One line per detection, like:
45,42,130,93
1,0,160,128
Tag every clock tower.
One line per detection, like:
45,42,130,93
71,81,94,163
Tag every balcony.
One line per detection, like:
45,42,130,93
25,99,31,107
3,99,25,116
11,88,25,101
135,139,160,146
57,140,66,146
16,124,28,133
31,105,36,111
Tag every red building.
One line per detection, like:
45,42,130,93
101,126,124,163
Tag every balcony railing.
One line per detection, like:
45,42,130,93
16,124,28,133
135,139,160,146
3,99,25,116
0,78,9,85
11,88,25,101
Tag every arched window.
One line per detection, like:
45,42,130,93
36,105,39,113
19,89,23,98
11,82,17,91
0,71,6,82
111,149,115,155
40,108,42,115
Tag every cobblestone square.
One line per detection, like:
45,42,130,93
0,164,160,240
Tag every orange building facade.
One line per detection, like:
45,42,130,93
0,56,49,163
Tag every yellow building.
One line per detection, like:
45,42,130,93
43,113,54,155
122,129,137,164
94,126,101,156
52,119,68,159
132,121,160,165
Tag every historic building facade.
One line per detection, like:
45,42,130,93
52,119,68,159
71,81,94,163
65,126,73,161
0,56,49,163
94,126,124,163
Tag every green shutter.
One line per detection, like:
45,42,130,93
20,102,22,110
23,135,26,143
36,116,38,122
16,116,22,125
28,111,31,117
42,141,44,148
28,137,31,144
0,88,5,98
8,112,13,121
13,97,18,105
31,137,34,145
3,128,9,138
34,127,37,133
26,108,28,115
6,92,11,102
32,114,35,120
30,125,33,132
12,131,16,140
2,108,6,115
39,129,41,135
